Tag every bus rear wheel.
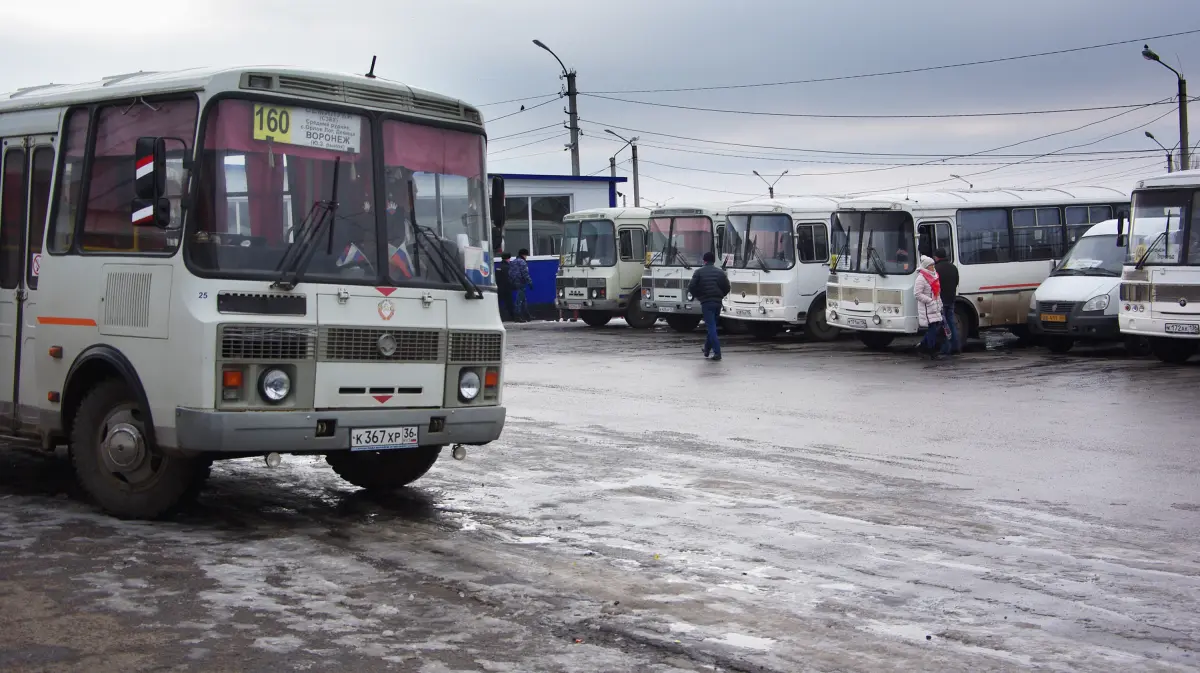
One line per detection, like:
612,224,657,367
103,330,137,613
625,296,657,329
804,300,840,342
1150,337,1198,364
71,379,207,520
666,314,701,332
858,332,895,350
326,446,442,490
580,311,612,327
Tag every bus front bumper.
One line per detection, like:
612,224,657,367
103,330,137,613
557,298,622,311
170,405,506,454
643,300,702,315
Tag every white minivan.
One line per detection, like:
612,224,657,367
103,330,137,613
1027,219,1145,354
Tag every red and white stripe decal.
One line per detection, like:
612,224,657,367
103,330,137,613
372,395,392,404
131,204,155,224
376,287,396,297
135,155,154,180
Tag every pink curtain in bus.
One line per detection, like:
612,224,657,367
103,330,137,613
382,120,481,178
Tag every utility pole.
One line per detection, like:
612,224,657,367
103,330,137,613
533,40,580,176
1143,45,1189,171
605,129,640,206
610,156,617,179
753,170,788,199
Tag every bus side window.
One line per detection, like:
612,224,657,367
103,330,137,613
618,228,634,261
27,147,55,289
796,223,827,263
1,148,26,289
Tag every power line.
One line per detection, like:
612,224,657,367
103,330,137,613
579,117,1169,159
486,95,560,123
587,28,1200,94
490,123,561,141
487,133,567,156
489,147,567,163
579,94,1176,120
476,93,560,107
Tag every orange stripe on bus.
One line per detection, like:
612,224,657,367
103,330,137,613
37,317,97,326
977,283,1041,291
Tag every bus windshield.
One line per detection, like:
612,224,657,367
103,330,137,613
831,211,916,275
647,216,713,267
725,214,794,270
562,219,616,267
1125,189,1191,266
190,98,489,286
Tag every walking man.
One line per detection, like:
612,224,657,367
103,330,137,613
508,248,533,322
495,253,514,321
688,251,731,360
934,247,961,355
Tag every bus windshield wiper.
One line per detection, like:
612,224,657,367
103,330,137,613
407,182,483,299
1135,229,1169,270
865,246,888,277
749,241,771,273
273,156,341,290
668,245,691,269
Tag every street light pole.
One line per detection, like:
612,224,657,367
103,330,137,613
752,170,788,199
606,129,640,207
1143,45,1189,171
610,156,617,179
1145,131,1175,172
533,39,580,176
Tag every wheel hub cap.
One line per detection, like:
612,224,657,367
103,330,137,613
103,422,145,470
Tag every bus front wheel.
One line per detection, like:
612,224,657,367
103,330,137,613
580,311,612,328
858,332,895,350
749,322,781,340
71,379,208,519
1150,337,1198,364
624,296,657,329
804,300,840,342
326,446,442,490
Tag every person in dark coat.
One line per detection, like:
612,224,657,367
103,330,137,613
934,247,961,355
495,253,514,320
687,251,732,360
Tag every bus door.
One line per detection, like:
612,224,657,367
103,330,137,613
917,220,953,261
0,136,54,432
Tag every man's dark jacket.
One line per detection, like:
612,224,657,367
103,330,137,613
688,263,731,303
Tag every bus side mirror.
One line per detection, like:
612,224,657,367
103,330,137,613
131,137,170,228
1116,210,1128,247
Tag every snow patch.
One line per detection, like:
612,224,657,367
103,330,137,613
705,632,775,650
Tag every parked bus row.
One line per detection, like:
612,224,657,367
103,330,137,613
548,169,1200,365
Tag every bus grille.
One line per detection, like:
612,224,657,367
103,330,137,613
220,325,317,361
730,281,757,296
1152,284,1200,303
320,327,443,362
448,332,503,363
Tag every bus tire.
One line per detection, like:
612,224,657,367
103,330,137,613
858,332,895,350
666,315,701,332
1045,336,1074,354
1123,335,1152,356
953,308,970,352
804,298,840,342
70,379,205,520
624,295,657,329
1150,337,1198,364
326,446,442,490
749,322,781,340
581,311,612,327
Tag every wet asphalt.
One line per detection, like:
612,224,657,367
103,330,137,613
0,321,1198,672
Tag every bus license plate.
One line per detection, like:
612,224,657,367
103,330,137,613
735,308,752,317
350,426,419,451
847,318,868,328
658,306,675,313
1165,322,1200,334
1040,313,1067,323
567,302,581,310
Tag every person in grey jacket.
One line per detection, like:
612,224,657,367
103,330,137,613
688,252,732,360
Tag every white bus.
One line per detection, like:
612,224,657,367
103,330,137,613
826,188,1129,350
640,202,735,332
1117,169,1200,363
555,206,656,328
0,66,508,519
720,196,842,340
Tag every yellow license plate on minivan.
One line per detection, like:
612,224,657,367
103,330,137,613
1040,313,1067,323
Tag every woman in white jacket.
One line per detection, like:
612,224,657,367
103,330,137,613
914,255,945,358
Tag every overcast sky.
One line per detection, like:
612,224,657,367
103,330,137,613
3,0,1198,204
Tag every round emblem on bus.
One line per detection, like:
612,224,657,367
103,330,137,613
377,333,398,357
1180,298,1188,307
378,298,395,321
740,291,746,298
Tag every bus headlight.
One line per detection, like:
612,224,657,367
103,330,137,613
687,292,694,301
459,370,481,401
1082,294,1109,312
558,288,565,298
259,369,291,403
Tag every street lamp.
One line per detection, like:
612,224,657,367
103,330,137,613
1145,131,1175,172
753,170,787,198
949,174,973,188
533,39,580,176
1142,44,1189,171
606,129,640,206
